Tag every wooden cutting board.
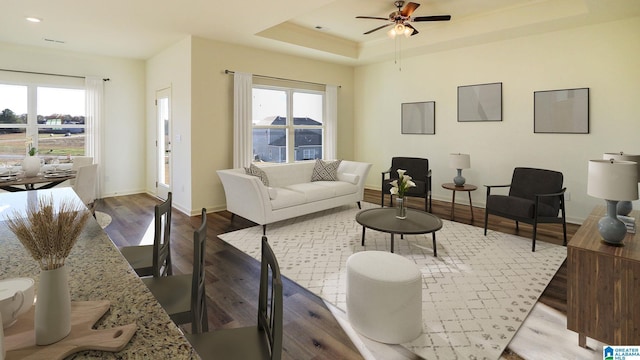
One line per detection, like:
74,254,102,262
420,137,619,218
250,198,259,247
4,300,137,360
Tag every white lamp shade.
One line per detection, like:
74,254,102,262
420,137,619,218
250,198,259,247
449,153,470,169
588,160,639,201
603,152,640,181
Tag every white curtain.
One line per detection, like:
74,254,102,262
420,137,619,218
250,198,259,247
85,77,103,198
233,72,253,168
324,84,338,160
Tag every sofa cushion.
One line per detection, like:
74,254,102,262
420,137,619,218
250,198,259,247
285,183,336,202
270,188,307,210
487,195,558,218
311,159,342,181
244,164,269,186
314,181,358,197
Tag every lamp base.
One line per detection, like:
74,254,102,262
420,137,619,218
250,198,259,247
453,169,466,186
617,200,633,216
598,200,628,245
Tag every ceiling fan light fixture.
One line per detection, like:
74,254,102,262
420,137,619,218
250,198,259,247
403,26,412,37
387,28,397,39
394,23,405,33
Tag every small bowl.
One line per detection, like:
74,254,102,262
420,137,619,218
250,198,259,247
0,278,35,328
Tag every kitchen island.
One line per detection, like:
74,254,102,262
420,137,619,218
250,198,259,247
0,188,197,359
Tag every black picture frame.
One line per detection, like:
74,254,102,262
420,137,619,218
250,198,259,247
457,82,502,122
534,88,589,134
401,101,435,135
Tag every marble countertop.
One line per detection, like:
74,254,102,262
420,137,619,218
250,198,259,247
0,188,198,359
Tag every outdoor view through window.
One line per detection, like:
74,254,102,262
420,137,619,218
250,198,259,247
252,87,324,163
0,83,86,165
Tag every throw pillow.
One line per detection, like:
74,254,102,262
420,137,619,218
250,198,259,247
244,163,269,186
337,172,360,185
311,159,342,182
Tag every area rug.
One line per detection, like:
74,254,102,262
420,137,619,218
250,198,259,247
95,210,112,229
218,202,567,360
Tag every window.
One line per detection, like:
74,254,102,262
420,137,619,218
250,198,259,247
0,82,86,164
252,86,324,163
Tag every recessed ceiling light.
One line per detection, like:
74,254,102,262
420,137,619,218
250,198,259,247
26,17,42,23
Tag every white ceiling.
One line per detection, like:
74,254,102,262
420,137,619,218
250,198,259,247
2,0,639,65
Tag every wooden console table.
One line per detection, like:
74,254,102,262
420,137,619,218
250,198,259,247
567,205,640,347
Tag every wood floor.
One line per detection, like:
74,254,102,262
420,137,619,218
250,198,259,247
96,189,578,360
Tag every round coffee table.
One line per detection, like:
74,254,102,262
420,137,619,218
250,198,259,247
356,208,443,256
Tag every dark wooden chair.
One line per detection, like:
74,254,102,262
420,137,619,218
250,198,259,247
120,193,173,277
381,157,432,212
484,167,567,252
185,236,283,360
141,208,208,331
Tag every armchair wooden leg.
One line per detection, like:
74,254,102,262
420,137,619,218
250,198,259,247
532,222,538,252
483,211,489,236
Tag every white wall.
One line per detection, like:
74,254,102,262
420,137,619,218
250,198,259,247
0,42,146,198
354,17,640,223
146,37,192,214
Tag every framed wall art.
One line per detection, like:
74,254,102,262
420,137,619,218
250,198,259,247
457,82,502,122
534,87,589,134
401,101,435,135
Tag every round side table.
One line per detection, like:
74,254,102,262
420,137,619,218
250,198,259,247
441,183,477,221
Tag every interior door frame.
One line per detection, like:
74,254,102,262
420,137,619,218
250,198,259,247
155,87,171,200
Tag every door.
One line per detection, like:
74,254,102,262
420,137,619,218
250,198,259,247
156,88,171,200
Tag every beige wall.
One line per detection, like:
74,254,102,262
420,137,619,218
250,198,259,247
354,17,640,223
146,37,192,214
0,42,146,198
188,36,355,214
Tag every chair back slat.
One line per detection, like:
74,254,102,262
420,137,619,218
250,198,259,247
191,208,208,334
152,193,173,277
258,236,283,360
510,167,563,210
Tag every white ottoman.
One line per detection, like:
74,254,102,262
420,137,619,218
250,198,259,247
346,251,422,344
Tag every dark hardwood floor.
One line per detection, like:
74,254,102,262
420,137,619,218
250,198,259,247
96,188,578,359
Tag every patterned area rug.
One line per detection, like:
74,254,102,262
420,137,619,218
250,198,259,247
219,202,567,360
95,211,112,229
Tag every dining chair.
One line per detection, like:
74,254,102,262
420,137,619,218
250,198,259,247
185,236,283,360
69,156,93,186
71,164,98,215
484,167,567,252
141,208,208,331
120,193,173,277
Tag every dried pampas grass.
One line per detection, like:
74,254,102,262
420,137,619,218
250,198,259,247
5,195,91,270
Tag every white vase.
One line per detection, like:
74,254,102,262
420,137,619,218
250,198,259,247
22,156,41,177
35,266,71,345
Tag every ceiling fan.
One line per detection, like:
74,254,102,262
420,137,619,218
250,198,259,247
356,1,451,37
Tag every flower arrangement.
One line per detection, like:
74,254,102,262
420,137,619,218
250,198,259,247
5,195,91,270
25,136,37,156
389,169,416,198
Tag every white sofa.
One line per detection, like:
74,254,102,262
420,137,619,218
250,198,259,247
217,160,372,233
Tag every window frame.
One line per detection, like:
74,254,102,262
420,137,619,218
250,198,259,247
252,84,325,163
0,78,86,160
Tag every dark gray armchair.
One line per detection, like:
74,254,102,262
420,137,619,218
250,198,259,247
484,167,567,252
381,157,432,212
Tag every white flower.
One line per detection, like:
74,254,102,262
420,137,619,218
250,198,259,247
389,168,416,198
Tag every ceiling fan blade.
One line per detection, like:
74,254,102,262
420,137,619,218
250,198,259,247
401,2,420,17
412,15,451,22
363,23,393,35
356,16,389,20
405,23,419,36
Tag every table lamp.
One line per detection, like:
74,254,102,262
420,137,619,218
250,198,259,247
449,153,470,186
603,152,640,216
587,159,639,244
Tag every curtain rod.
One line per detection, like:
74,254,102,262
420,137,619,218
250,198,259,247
224,69,339,88
0,68,110,81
